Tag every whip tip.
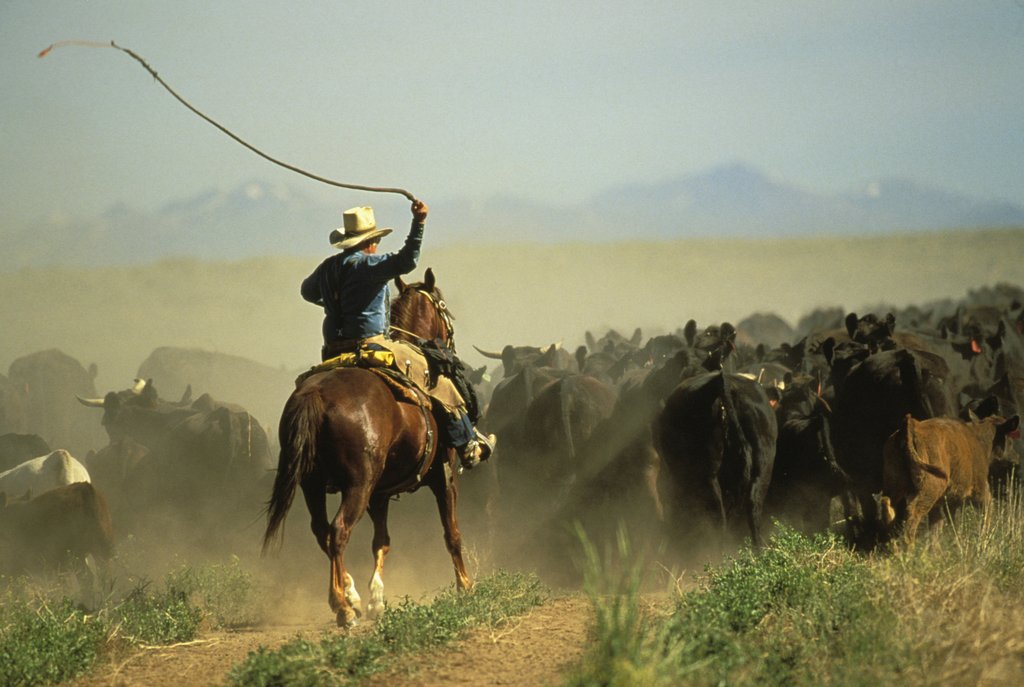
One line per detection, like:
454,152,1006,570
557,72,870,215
37,45,54,58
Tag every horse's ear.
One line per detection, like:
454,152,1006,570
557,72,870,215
395,275,407,291
424,268,435,290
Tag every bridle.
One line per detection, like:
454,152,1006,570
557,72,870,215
390,288,456,351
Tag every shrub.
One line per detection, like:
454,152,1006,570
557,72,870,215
663,527,905,685
165,556,265,628
0,595,108,686
229,571,546,686
112,584,204,645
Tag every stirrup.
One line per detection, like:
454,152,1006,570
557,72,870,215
474,429,496,461
459,432,496,473
459,441,482,473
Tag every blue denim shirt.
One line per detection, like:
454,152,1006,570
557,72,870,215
301,220,424,341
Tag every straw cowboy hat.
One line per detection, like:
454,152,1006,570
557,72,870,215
329,206,393,251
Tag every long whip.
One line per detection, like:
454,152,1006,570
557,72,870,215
38,40,418,202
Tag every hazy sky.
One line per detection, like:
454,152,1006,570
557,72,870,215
3,1,1023,228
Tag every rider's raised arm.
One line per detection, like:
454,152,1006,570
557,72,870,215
359,202,426,280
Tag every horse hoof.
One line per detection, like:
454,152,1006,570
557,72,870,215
366,601,384,621
336,611,359,629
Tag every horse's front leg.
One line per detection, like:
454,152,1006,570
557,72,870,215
427,449,473,591
366,492,391,619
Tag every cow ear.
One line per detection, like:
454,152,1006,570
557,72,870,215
845,313,859,338
585,331,596,351
630,327,643,346
1002,415,1020,438
822,337,836,367
104,391,120,410
683,319,697,347
885,313,896,334
574,345,587,372
967,408,981,423
976,395,1000,419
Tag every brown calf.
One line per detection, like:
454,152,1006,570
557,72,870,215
0,481,115,574
879,412,1020,542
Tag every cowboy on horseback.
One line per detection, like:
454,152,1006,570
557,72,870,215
300,200,495,471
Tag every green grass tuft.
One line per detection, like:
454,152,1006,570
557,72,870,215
0,595,109,687
568,487,1024,687
228,570,546,686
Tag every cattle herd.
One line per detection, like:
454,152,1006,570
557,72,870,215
469,281,1023,573
1,282,1022,588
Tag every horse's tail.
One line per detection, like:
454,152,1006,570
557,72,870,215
262,388,324,555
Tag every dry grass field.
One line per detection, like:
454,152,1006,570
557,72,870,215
3,228,1022,395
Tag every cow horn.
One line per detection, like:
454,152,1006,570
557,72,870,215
473,345,504,360
76,395,106,408
131,378,147,393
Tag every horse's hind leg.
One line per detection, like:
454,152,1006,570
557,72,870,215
366,492,391,620
301,478,330,555
427,452,473,590
328,484,370,628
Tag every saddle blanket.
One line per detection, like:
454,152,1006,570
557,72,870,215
298,335,465,413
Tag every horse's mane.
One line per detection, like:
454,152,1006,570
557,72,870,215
391,281,449,341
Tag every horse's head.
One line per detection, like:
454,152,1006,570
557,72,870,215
391,268,454,347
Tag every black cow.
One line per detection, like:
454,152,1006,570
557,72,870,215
515,373,617,497
6,349,106,456
0,432,51,472
764,374,849,534
654,370,778,550
824,341,954,548
473,341,576,379
0,373,29,437
77,379,272,544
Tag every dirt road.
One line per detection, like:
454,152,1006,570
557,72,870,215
70,594,593,687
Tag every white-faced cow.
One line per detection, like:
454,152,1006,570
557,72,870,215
878,410,1020,543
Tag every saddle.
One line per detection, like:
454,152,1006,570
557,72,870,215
297,338,467,414
295,342,422,407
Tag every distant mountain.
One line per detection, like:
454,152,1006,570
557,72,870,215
4,165,1023,269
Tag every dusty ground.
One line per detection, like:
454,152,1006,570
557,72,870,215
69,594,593,687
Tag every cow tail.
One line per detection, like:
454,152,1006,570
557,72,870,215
262,389,324,554
76,483,115,561
720,373,753,485
559,377,577,462
902,414,948,482
896,351,935,419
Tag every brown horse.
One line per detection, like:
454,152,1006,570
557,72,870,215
262,268,468,627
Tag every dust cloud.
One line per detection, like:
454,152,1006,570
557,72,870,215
2,228,1023,620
